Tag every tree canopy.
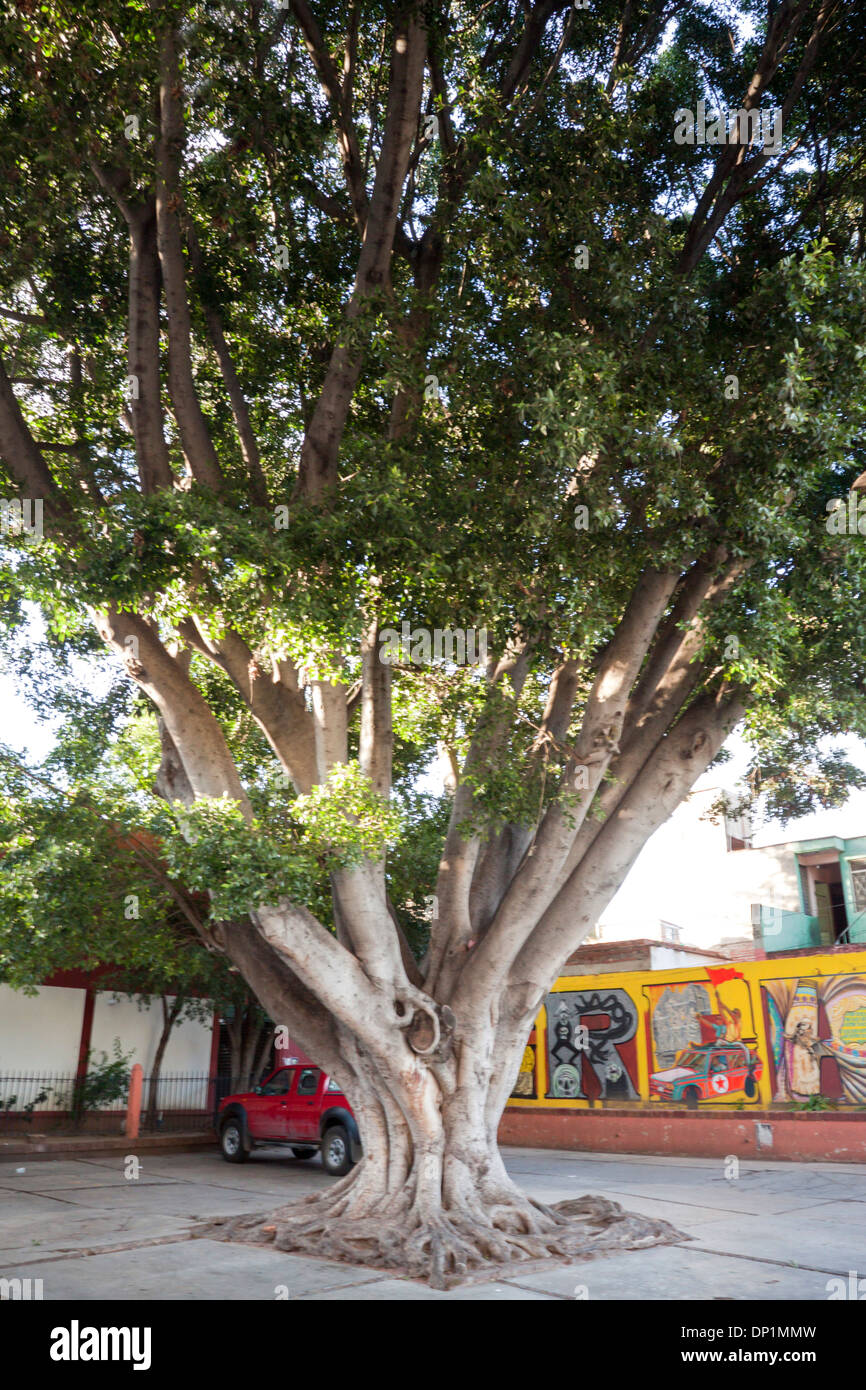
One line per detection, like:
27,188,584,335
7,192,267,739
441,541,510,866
2,0,866,1285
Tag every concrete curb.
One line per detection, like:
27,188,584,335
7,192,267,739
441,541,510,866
0,1132,215,1161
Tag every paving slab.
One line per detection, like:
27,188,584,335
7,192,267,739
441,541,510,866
500,1243,836,1300
505,1149,866,1187
505,1155,866,1216
565,1181,825,1218
117,1150,332,1195
0,1191,77,1218
0,1238,388,1300
42,1183,287,1220
504,1145,866,1176
687,1210,866,1273
0,1210,192,1265
294,1275,552,1300
0,1159,173,1193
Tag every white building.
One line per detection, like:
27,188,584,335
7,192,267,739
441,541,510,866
597,784,866,955
0,968,215,1085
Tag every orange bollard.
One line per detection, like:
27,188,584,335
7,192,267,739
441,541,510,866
125,1063,143,1140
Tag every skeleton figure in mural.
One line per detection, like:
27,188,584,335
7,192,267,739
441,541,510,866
545,990,639,1100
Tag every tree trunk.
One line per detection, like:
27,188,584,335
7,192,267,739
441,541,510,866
198,1009,679,1289
144,996,183,1132
236,1012,260,1094
225,1001,274,1093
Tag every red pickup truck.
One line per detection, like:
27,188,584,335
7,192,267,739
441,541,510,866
217,1064,361,1176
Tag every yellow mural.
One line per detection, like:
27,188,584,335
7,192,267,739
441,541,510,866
507,949,866,1110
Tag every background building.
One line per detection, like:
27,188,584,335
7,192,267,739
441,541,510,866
0,967,216,1079
595,783,866,956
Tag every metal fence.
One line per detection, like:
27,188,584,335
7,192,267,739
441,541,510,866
137,1073,219,1134
0,1071,236,1136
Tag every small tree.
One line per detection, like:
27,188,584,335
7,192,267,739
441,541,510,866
71,1040,134,1129
0,751,269,1117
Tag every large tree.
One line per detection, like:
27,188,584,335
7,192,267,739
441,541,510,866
2,0,866,1284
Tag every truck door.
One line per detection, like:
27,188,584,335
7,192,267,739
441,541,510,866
287,1067,321,1141
246,1067,295,1140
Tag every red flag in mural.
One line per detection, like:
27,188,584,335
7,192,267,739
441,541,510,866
706,967,745,988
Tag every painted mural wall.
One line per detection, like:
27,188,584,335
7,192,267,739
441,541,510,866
507,950,866,1111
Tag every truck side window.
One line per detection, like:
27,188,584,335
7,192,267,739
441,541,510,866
261,1068,294,1095
297,1068,320,1096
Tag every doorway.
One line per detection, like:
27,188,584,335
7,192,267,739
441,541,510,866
799,853,849,945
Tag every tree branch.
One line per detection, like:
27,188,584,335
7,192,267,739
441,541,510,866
183,219,270,508
453,568,680,999
426,638,535,994
0,349,70,517
507,688,747,1005
360,619,393,797
289,0,369,227
295,10,427,501
178,617,318,794
93,606,251,810
156,28,224,493
678,0,837,274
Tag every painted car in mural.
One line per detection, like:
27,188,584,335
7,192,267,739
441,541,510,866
649,1038,762,1104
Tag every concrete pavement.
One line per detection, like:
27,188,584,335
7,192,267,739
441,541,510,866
1,1144,863,1300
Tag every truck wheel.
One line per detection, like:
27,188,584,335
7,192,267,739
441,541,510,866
321,1124,353,1176
683,1086,701,1110
220,1118,249,1163
291,1146,317,1160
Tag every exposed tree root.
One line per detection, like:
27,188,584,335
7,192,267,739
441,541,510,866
193,1180,682,1290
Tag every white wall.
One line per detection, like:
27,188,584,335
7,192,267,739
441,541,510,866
648,945,726,971
599,785,802,949
89,993,213,1074
0,984,86,1074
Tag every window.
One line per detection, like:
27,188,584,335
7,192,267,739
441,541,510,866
297,1068,320,1096
260,1068,294,1096
325,1077,344,1094
660,921,682,944
849,858,866,915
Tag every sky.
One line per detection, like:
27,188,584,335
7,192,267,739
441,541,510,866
697,732,866,848
0,669,59,762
